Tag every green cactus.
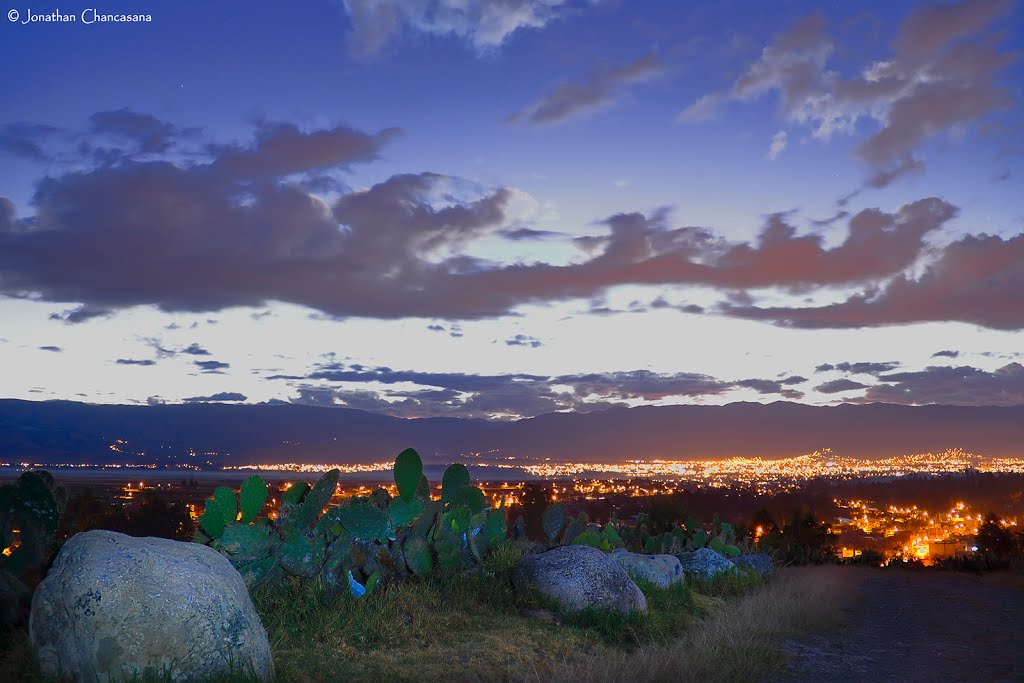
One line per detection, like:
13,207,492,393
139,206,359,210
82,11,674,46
195,449,511,597
387,497,423,529
562,513,586,545
216,523,275,562
453,485,486,513
213,486,238,527
403,535,433,576
601,523,622,548
394,448,423,502
239,475,268,524
340,502,388,540
281,481,310,507
573,530,603,549
441,464,471,503
415,475,432,503
542,502,566,544
291,469,340,529
198,500,227,539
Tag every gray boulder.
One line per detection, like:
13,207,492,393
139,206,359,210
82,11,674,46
675,547,737,579
731,553,775,576
30,530,273,682
511,545,647,615
611,549,684,588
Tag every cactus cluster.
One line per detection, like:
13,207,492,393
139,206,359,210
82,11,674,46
1,471,67,626
532,503,623,552
624,513,741,558
194,448,507,597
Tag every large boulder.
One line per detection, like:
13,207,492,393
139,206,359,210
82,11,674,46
511,545,647,615
675,547,737,579
611,549,684,588
731,553,775,576
30,530,273,682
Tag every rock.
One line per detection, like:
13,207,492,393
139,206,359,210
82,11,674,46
731,553,775,576
611,549,684,588
511,545,647,615
30,530,273,682
675,547,737,579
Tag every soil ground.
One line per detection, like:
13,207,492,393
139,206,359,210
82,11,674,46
780,569,1024,682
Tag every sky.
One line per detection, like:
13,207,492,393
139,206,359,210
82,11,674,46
1,0,1022,419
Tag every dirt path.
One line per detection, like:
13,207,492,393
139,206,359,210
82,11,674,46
780,570,1024,682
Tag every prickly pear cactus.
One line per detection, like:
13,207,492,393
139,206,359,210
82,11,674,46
542,502,566,544
195,448,511,596
1,470,67,626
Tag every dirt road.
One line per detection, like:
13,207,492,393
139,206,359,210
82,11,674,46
780,570,1024,682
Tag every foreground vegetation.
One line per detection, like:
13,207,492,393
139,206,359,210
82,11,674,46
1,562,866,682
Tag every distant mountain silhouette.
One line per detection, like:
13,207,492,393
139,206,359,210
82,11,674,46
1,399,1022,466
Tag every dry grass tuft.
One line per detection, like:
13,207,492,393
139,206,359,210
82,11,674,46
523,566,861,683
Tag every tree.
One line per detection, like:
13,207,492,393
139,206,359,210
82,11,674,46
975,512,1020,568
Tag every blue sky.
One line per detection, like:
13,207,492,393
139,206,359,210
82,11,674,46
1,0,1023,417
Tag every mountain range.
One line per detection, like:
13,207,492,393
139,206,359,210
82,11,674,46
1,399,1022,466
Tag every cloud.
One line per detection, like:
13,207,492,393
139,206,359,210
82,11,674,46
89,108,182,154
181,343,211,356
723,230,1024,329
508,53,662,126
815,378,869,394
116,358,157,366
863,362,1024,406
931,349,960,358
765,131,788,160
194,360,230,373
505,334,542,347
678,1,1018,187
47,306,112,324
814,361,901,375
0,112,969,326
735,378,804,399
267,361,810,419
0,123,61,161
210,122,401,178
183,392,247,403
38,345,62,352
341,0,582,57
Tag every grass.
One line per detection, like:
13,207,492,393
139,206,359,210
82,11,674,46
255,547,711,681
1,560,856,683
527,565,860,683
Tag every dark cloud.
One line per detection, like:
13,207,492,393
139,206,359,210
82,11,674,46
735,378,804,399
267,361,809,419
210,122,401,178
0,113,968,327
181,343,211,356
499,227,564,240
0,123,60,161
183,392,247,403
38,345,62,352
814,361,901,375
932,349,960,358
508,53,661,126
116,358,157,366
89,108,182,154
194,360,230,373
679,1,1017,188
505,334,542,348
815,378,869,394
341,0,581,57
48,306,111,324
723,231,1024,330
863,363,1024,406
